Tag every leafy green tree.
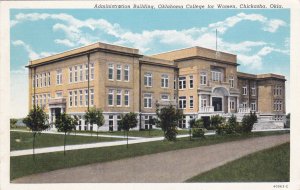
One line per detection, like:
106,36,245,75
10,118,18,128
226,114,238,134
23,106,50,160
210,115,225,132
84,108,105,138
155,103,183,141
192,119,206,138
188,118,196,141
55,112,77,155
119,112,138,148
241,112,257,133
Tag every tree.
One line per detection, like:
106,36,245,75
188,118,196,141
241,112,257,133
226,114,238,134
55,112,77,155
119,112,138,148
23,106,50,160
192,119,206,138
285,113,290,128
84,108,105,138
211,115,225,133
10,118,18,128
155,103,183,141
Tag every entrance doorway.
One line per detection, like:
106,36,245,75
212,97,222,111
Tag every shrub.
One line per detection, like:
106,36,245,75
226,115,238,134
285,113,290,128
192,127,206,138
241,112,257,133
211,115,225,130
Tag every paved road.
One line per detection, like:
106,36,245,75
13,134,289,183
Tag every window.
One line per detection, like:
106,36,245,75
229,76,234,88
108,89,114,106
189,75,194,88
161,94,169,101
85,89,88,106
144,72,152,87
178,76,186,89
241,102,247,108
108,64,114,80
116,90,122,106
201,97,207,107
90,89,94,106
39,95,42,107
116,65,122,81
44,73,47,87
200,72,207,85
47,94,51,103
43,94,46,106
274,100,283,111
251,101,256,111
79,90,83,106
161,74,169,88
124,90,129,106
274,85,283,96
117,115,122,131
124,65,129,81
69,67,73,83
79,65,83,81
35,95,38,106
56,69,62,85
144,93,152,108
56,91,62,98
74,90,78,106
242,86,247,95
74,66,78,82
179,116,186,128
109,115,114,131
36,75,39,88
174,76,177,90
179,96,186,109
144,115,153,130
211,70,222,82
230,99,235,110
48,72,51,86
40,74,43,87
189,96,194,109
85,64,89,81
69,91,73,107
251,83,256,96
90,63,94,80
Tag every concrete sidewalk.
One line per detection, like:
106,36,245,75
11,133,200,157
11,129,144,139
12,134,290,183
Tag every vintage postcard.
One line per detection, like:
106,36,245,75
0,0,299,190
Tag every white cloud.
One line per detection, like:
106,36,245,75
12,40,56,60
263,19,286,33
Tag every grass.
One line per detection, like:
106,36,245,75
10,130,289,180
186,142,290,182
11,131,123,151
74,128,189,137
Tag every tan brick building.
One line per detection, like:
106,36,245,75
27,42,286,131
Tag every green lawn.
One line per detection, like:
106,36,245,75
186,142,290,182
74,128,189,137
11,131,123,151
10,131,289,180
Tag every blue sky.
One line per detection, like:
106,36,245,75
10,9,290,117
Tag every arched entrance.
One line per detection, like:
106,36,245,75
211,87,229,112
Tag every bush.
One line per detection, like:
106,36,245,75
192,127,206,138
284,113,290,128
211,115,225,130
226,115,238,134
241,112,257,133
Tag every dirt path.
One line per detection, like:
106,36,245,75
13,134,289,183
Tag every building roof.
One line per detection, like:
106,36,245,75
237,72,286,81
27,42,141,68
150,46,237,65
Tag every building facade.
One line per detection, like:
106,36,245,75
27,42,286,131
